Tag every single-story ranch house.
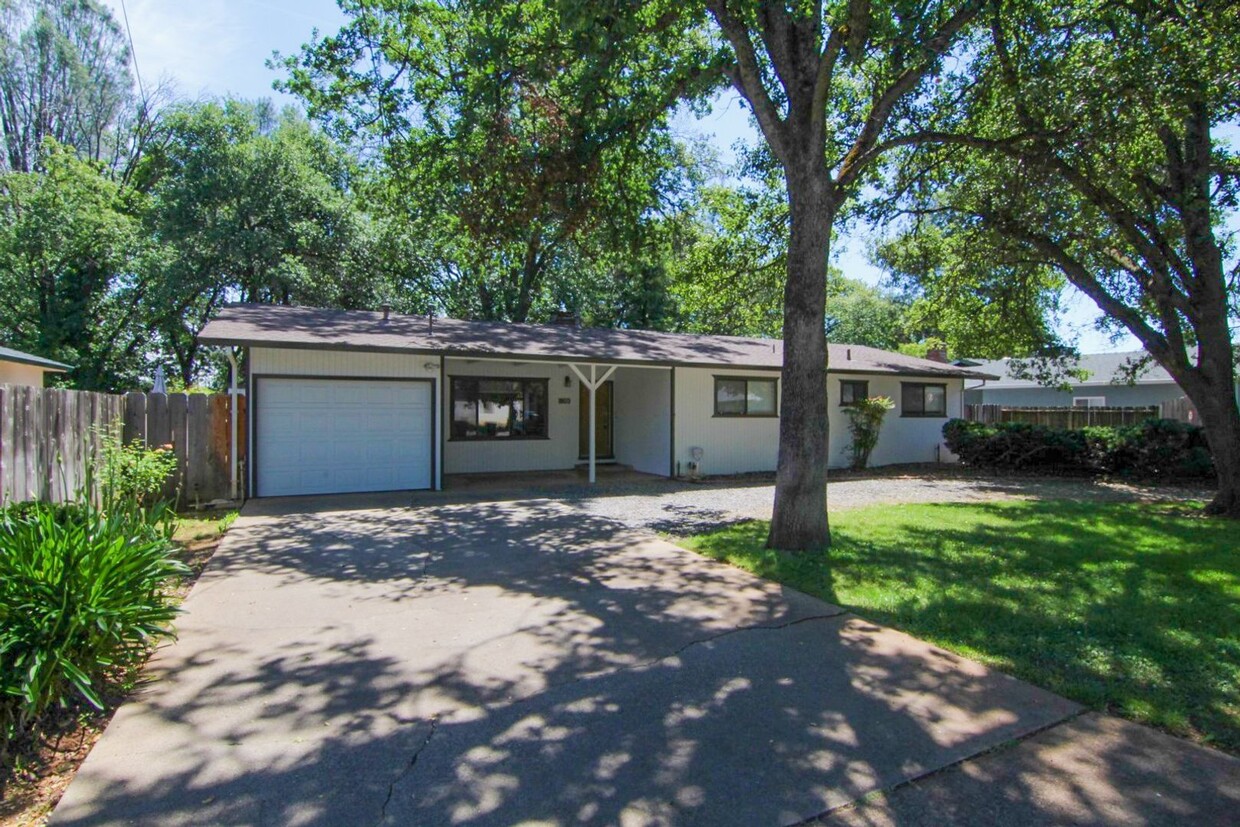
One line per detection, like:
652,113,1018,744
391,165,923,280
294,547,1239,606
198,304,997,498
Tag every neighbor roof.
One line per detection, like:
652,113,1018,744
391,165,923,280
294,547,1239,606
198,304,997,379
967,351,1176,389
0,345,71,372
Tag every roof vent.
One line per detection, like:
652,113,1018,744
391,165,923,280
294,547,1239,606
380,304,391,321
846,348,852,361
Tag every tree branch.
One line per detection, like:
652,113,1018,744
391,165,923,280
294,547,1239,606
706,1,788,162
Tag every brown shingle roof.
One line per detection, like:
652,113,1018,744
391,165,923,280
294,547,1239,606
198,304,997,379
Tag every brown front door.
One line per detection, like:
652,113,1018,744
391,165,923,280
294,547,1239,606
578,380,614,459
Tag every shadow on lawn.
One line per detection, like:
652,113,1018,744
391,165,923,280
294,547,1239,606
703,499,1240,757
52,497,1092,826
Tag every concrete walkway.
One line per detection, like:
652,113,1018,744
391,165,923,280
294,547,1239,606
53,494,1237,825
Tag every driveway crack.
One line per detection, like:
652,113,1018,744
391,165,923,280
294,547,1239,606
376,715,439,825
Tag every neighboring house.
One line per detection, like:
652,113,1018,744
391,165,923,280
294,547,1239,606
0,346,71,387
961,351,1186,409
198,304,996,497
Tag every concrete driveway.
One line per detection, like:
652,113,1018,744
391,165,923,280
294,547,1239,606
50,494,1232,825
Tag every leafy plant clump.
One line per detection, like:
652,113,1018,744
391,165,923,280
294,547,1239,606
0,499,186,760
844,396,895,470
93,426,179,509
943,418,1214,479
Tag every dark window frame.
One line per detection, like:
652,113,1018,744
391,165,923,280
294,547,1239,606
713,375,780,418
449,375,551,441
839,379,869,407
901,382,948,418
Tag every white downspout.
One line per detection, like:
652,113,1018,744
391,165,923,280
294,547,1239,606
225,348,242,501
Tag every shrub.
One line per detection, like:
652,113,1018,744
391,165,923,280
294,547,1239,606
943,419,1089,470
0,499,186,749
93,426,178,508
844,396,895,470
1083,419,1214,479
943,417,1214,479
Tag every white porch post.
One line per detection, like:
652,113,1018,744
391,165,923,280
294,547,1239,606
588,365,597,483
567,362,617,485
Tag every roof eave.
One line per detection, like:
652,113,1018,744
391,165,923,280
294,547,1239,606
0,354,72,371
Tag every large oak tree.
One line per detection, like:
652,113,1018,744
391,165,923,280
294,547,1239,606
888,0,1240,516
703,0,982,548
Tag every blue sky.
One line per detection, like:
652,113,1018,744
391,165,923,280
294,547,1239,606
103,0,1134,352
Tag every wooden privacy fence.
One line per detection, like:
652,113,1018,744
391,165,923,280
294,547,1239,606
0,385,246,506
964,404,1160,429
1158,396,1200,425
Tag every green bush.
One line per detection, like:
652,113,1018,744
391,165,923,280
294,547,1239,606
943,419,1089,470
0,499,186,749
943,418,1214,479
94,426,179,508
844,396,895,470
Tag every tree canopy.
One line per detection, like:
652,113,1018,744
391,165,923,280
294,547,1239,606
885,0,1240,515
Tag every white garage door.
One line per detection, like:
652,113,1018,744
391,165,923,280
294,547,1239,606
256,378,433,496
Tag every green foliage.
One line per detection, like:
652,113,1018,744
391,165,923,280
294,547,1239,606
682,499,1240,752
825,278,908,350
896,337,946,359
278,0,718,325
1083,420,1216,480
668,184,787,337
883,1,1240,511
843,396,895,470
0,498,186,748
0,140,149,389
0,0,134,174
872,222,1066,359
139,100,389,385
943,418,1214,479
943,419,1089,470
93,427,178,509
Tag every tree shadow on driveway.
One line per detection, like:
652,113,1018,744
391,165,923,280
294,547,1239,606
54,496,1081,826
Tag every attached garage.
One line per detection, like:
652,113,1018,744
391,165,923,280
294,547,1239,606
254,377,434,496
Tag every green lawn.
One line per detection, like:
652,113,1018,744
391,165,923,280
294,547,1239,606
680,499,1240,755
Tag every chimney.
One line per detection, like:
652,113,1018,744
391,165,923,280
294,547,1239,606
926,344,948,363
380,303,391,321
549,310,580,327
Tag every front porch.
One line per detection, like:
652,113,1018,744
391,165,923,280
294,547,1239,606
442,356,672,483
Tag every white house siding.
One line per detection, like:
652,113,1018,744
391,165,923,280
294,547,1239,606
612,367,672,476
963,382,1185,409
443,358,580,474
0,361,51,386
250,347,433,379
828,374,964,467
248,347,443,490
672,367,781,476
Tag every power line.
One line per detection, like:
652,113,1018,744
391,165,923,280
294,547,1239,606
118,0,145,101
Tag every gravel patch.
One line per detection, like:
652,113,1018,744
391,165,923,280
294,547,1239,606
551,471,1213,536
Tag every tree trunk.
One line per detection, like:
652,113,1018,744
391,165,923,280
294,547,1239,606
767,170,833,551
1183,365,1240,518
1202,411,1240,517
